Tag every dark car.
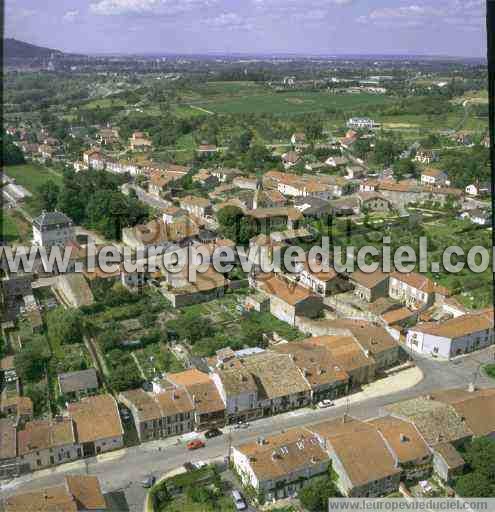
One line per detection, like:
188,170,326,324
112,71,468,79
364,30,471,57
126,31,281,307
183,462,195,472
141,475,156,488
205,428,222,439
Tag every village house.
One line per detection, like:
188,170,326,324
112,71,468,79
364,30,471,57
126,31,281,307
405,308,494,359
240,351,312,415
414,149,438,165
245,207,302,232
58,369,99,400
83,150,105,170
38,144,55,161
461,208,491,226
196,144,219,156
325,155,349,168
273,342,349,402
119,387,195,442
281,151,300,169
162,266,226,308
291,132,306,147
389,272,451,310
331,319,401,371
233,176,258,190
73,160,88,172
340,130,359,150
432,442,465,483
32,211,75,251
306,335,376,388
356,192,391,213
211,167,241,183
0,418,19,480
309,418,401,497
129,131,152,151
192,169,219,187
164,369,226,430
420,168,449,188
231,428,330,502
98,127,119,145
17,418,79,471
68,394,124,458
367,416,432,481
384,395,473,448
161,206,188,225
349,269,389,303
210,351,260,424
298,261,343,297
122,217,200,250
293,196,332,219
2,475,107,512
465,181,490,197
253,273,324,326
179,195,213,220
347,117,376,130
277,175,333,200
330,196,360,216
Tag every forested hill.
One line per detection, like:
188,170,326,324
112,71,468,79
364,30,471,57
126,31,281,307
4,38,63,59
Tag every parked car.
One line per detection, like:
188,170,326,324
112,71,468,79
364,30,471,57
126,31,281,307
141,475,156,488
317,399,335,409
231,489,247,511
234,422,249,430
205,428,222,439
186,439,205,450
183,462,195,472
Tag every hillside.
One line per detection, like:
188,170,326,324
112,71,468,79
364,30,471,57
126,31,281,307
3,38,63,59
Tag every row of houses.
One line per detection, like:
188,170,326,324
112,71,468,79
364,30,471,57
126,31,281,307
0,394,124,477
231,387,495,501
120,322,401,440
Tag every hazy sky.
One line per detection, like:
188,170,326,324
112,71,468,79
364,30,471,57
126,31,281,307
5,0,487,57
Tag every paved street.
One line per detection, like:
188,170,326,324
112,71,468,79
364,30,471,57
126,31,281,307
122,183,172,210
1,347,494,510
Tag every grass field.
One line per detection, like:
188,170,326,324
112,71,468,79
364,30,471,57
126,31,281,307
187,91,393,115
4,164,63,193
1,209,31,244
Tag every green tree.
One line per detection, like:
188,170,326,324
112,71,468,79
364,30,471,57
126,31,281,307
38,180,60,211
46,309,84,346
217,205,245,242
299,475,340,511
2,136,25,165
15,338,50,383
24,382,49,417
393,159,419,180
455,472,494,498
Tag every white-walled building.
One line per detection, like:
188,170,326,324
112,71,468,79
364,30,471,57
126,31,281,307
32,211,75,250
346,118,376,130
231,428,329,501
406,309,494,359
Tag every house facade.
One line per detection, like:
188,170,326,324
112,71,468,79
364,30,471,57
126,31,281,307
32,211,75,250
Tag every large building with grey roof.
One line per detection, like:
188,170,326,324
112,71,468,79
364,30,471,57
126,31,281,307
32,210,75,250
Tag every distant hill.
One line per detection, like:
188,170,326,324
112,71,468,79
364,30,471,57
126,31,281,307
4,38,64,59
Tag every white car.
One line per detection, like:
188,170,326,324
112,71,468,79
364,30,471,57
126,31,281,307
231,490,247,511
317,399,335,409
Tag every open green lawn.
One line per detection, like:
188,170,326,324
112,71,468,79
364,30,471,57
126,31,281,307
82,97,128,109
4,164,63,193
187,91,393,115
1,208,31,243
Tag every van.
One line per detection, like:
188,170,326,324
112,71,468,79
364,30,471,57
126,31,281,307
231,490,247,511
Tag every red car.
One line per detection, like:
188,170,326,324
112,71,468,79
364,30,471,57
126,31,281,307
186,439,205,450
